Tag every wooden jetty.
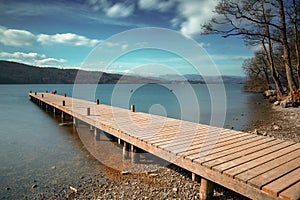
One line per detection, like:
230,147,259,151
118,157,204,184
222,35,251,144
29,92,300,200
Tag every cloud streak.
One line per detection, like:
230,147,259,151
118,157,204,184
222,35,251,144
37,33,101,47
0,51,66,66
0,26,35,46
0,26,100,47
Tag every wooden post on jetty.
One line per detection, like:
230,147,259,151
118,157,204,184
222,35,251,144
73,117,78,127
199,178,214,200
131,145,139,163
123,141,129,159
192,173,196,181
94,128,100,141
130,105,135,112
62,100,65,106
96,99,99,105
87,107,90,116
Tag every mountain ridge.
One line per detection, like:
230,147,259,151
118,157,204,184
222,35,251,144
0,60,245,84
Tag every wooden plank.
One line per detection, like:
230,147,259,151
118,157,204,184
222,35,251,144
262,168,300,197
173,131,252,155
223,143,300,177
184,134,259,159
213,141,293,173
248,157,300,189
152,127,216,147
235,148,300,183
147,131,201,147
145,123,205,141
200,139,282,169
169,131,246,155
161,129,234,151
279,181,300,200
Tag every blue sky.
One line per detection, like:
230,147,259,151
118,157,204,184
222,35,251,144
0,0,254,76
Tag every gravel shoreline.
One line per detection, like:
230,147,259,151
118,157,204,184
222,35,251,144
29,101,299,200
245,104,300,143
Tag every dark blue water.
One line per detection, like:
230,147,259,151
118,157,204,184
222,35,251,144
0,84,270,199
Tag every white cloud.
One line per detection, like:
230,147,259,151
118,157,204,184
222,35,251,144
87,0,134,18
0,26,35,46
0,51,66,66
106,3,134,18
174,0,220,37
36,58,66,65
0,26,100,47
198,42,211,48
0,52,45,60
121,44,129,50
138,0,175,12
37,33,101,47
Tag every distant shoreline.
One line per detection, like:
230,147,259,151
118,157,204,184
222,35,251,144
0,60,245,84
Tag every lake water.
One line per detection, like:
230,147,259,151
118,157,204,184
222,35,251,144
0,84,270,199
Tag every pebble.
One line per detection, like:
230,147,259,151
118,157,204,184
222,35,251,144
32,184,38,189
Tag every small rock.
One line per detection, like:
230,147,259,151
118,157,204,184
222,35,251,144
262,132,268,136
70,186,78,193
273,125,280,131
274,101,280,106
32,184,38,189
121,171,129,175
253,129,259,135
172,188,178,192
6,187,10,191
51,166,56,170
149,173,158,177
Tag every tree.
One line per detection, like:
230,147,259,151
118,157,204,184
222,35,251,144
277,0,297,92
203,0,300,95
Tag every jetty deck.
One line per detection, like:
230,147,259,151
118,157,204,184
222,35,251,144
29,92,300,200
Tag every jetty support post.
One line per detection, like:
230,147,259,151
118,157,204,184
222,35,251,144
90,124,94,131
94,128,101,141
87,107,90,116
192,173,196,181
123,141,129,159
61,111,65,120
130,105,135,112
131,145,140,164
199,178,214,200
118,138,121,144
96,99,100,105
73,117,78,127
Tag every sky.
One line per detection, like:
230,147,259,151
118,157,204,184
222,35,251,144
0,0,254,76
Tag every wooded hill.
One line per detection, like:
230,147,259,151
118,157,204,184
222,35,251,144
0,60,245,84
0,61,157,84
